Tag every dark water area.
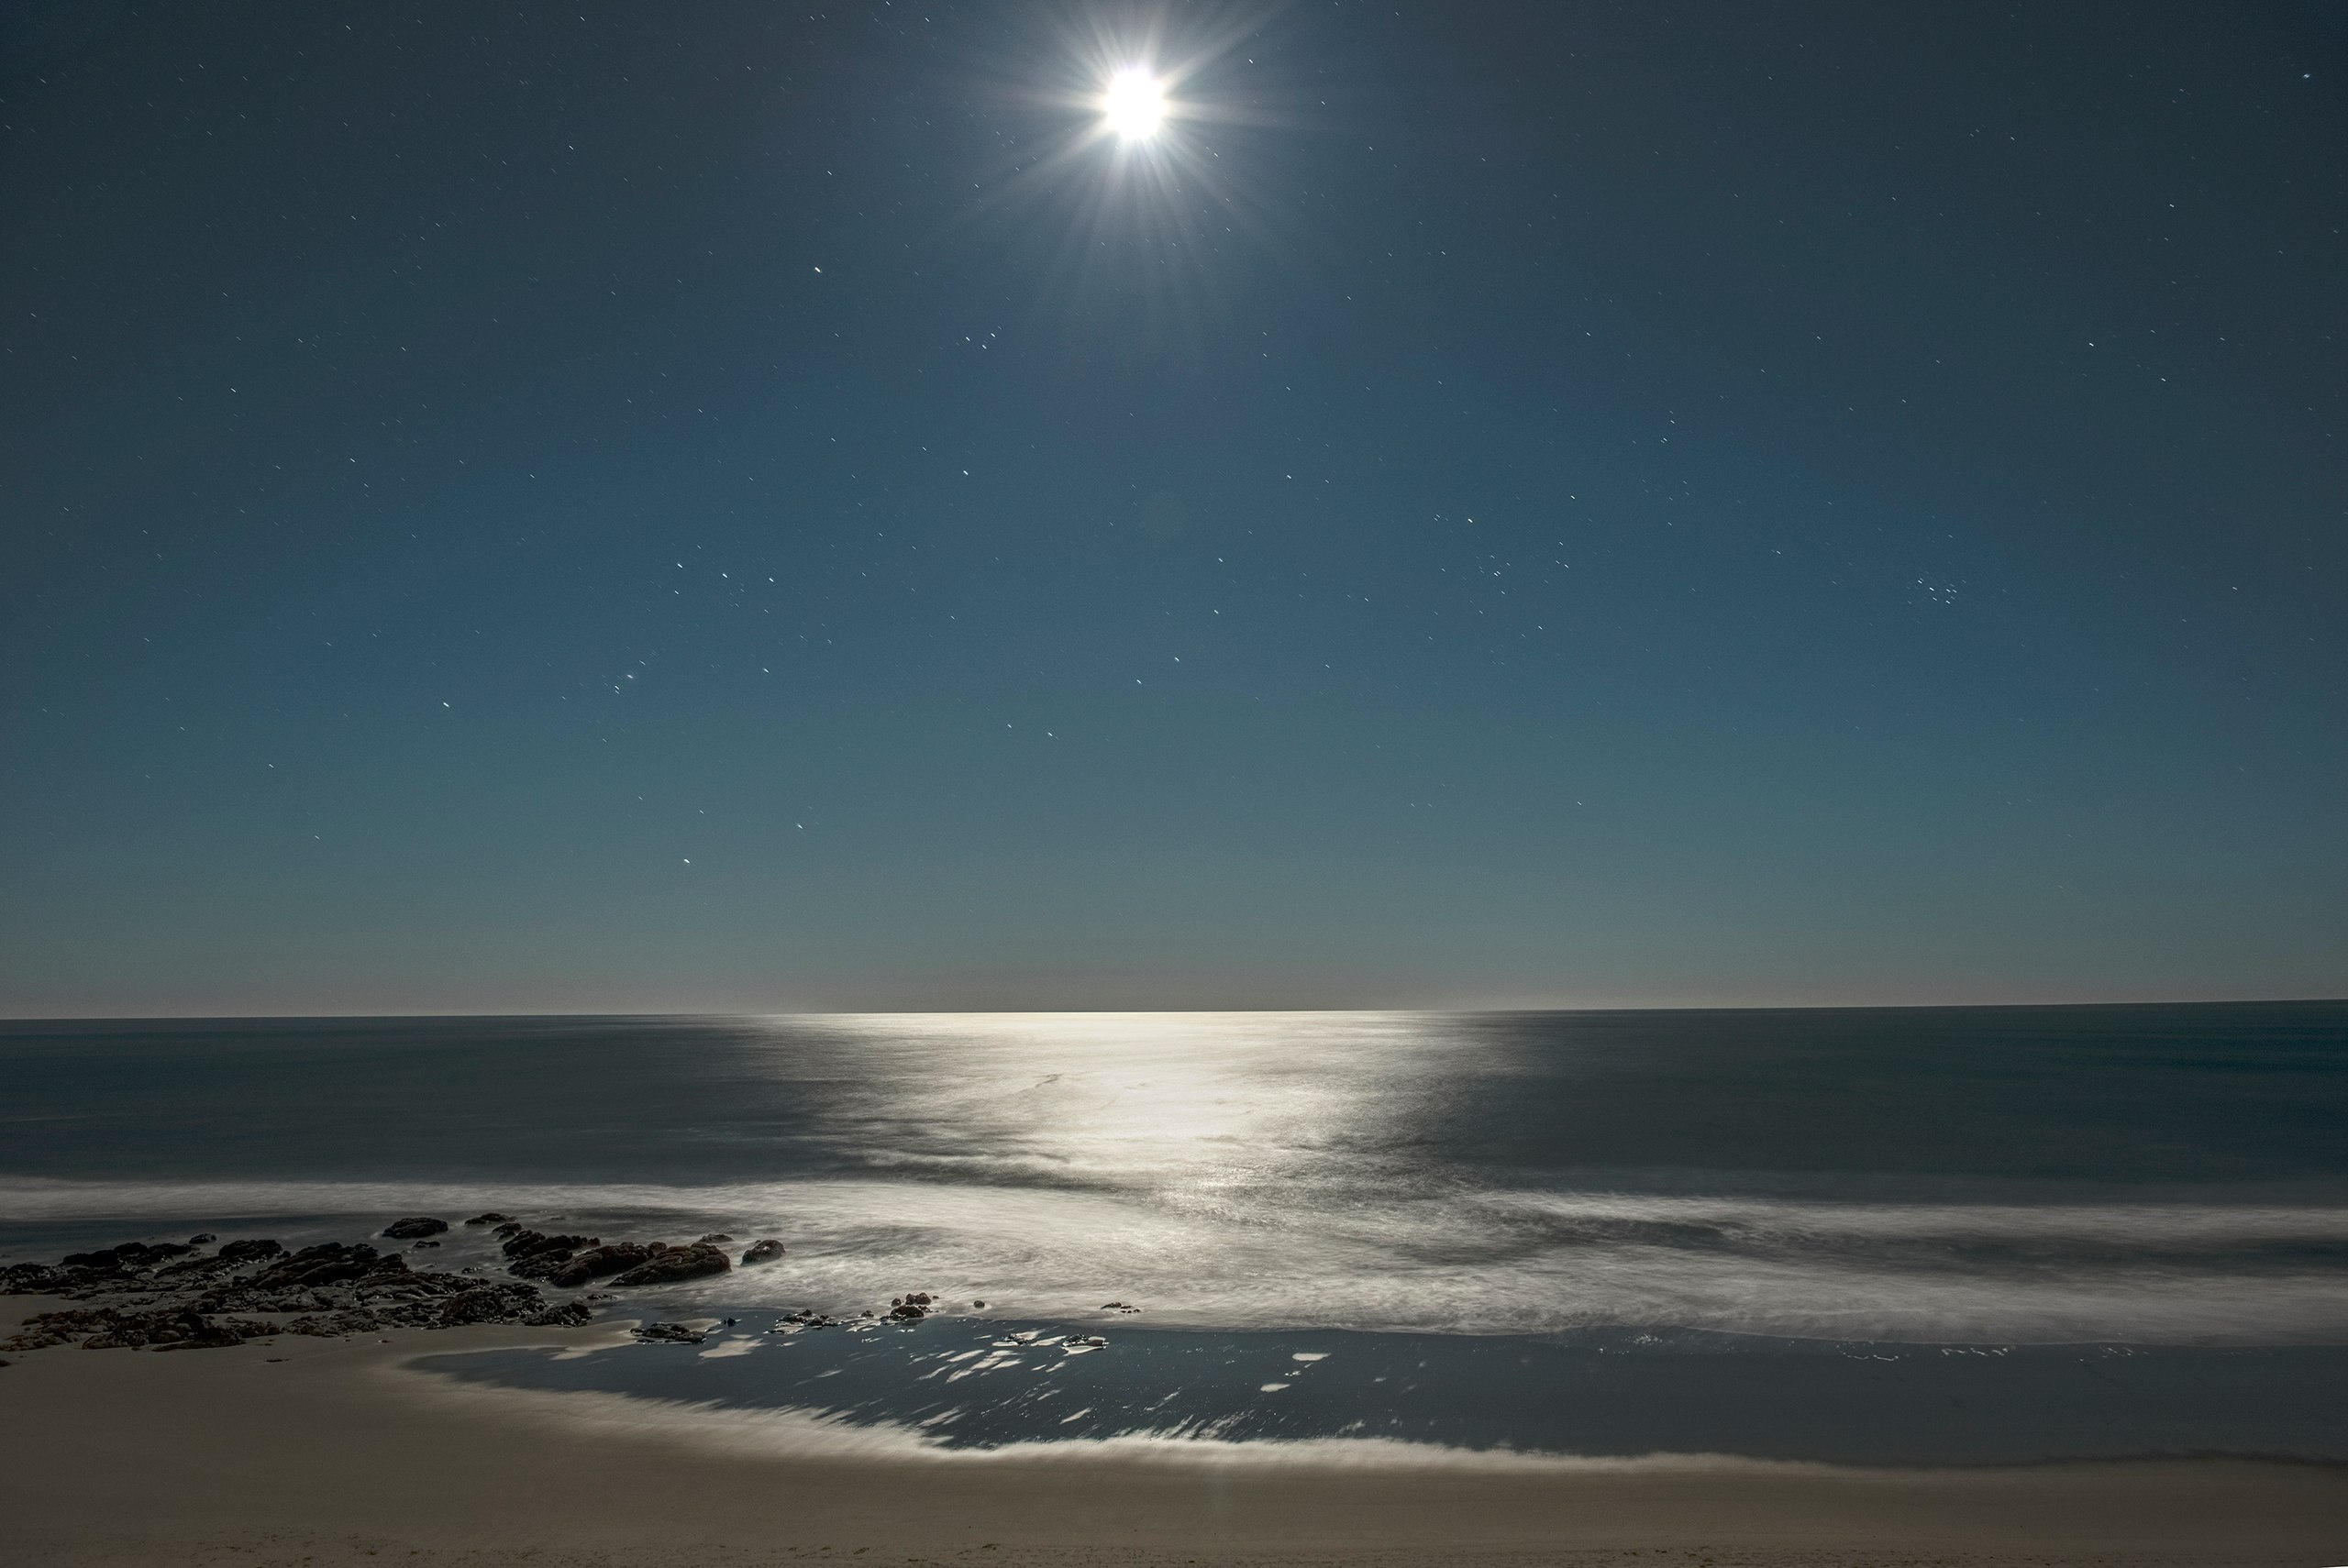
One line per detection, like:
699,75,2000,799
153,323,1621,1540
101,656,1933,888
422,1314,2348,1466
4,1003,2342,1192
5,1004,2345,1461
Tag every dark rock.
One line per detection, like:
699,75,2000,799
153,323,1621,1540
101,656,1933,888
546,1243,653,1288
526,1297,595,1328
0,1232,593,1349
381,1217,449,1240
6,1306,261,1352
217,1238,284,1264
889,1302,926,1320
632,1321,706,1344
188,1233,217,1245
697,1232,733,1244
740,1239,786,1266
2,1263,76,1295
778,1308,850,1331
463,1212,512,1226
411,1240,440,1249
972,1300,986,1308
436,1286,538,1326
61,1241,193,1274
245,1242,404,1292
285,1310,384,1338
492,1221,524,1239
607,1242,730,1287
499,1230,598,1280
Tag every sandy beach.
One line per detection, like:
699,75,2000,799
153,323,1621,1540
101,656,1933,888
2,1298,2341,1568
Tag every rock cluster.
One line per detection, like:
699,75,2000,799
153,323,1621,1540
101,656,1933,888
775,1308,855,1331
2,1234,592,1353
7,1306,274,1351
0,1216,1044,1362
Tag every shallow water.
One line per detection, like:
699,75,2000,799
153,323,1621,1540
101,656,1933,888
419,1314,2348,1465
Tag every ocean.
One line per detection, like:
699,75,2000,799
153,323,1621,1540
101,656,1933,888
5,1004,2344,1463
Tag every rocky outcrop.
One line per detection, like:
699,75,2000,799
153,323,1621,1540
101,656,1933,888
740,1239,786,1266
0,1230,608,1351
607,1242,729,1287
381,1217,449,1240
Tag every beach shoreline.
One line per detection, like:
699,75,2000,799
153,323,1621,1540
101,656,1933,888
3,1298,2342,1568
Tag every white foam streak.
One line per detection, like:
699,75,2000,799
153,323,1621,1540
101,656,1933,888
408,1367,1835,1475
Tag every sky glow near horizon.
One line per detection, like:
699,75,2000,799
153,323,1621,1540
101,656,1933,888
0,1,2341,1015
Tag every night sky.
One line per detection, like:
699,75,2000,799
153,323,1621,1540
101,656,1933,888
3,2,2342,1015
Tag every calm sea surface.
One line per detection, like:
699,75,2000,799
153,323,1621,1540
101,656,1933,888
6,1005,2345,1460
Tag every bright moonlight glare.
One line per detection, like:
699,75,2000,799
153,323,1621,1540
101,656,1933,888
1102,67,1166,139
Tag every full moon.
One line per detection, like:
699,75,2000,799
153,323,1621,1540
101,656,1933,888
1102,67,1166,139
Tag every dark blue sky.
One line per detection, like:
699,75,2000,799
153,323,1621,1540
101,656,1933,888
4,1,2342,1014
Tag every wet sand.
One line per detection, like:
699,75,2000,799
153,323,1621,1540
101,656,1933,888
1,1298,2341,1568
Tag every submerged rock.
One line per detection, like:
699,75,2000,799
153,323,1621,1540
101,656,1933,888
740,1239,786,1266
381,1217,449,1240
632,1321,706,1344
463,1212,512,1226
